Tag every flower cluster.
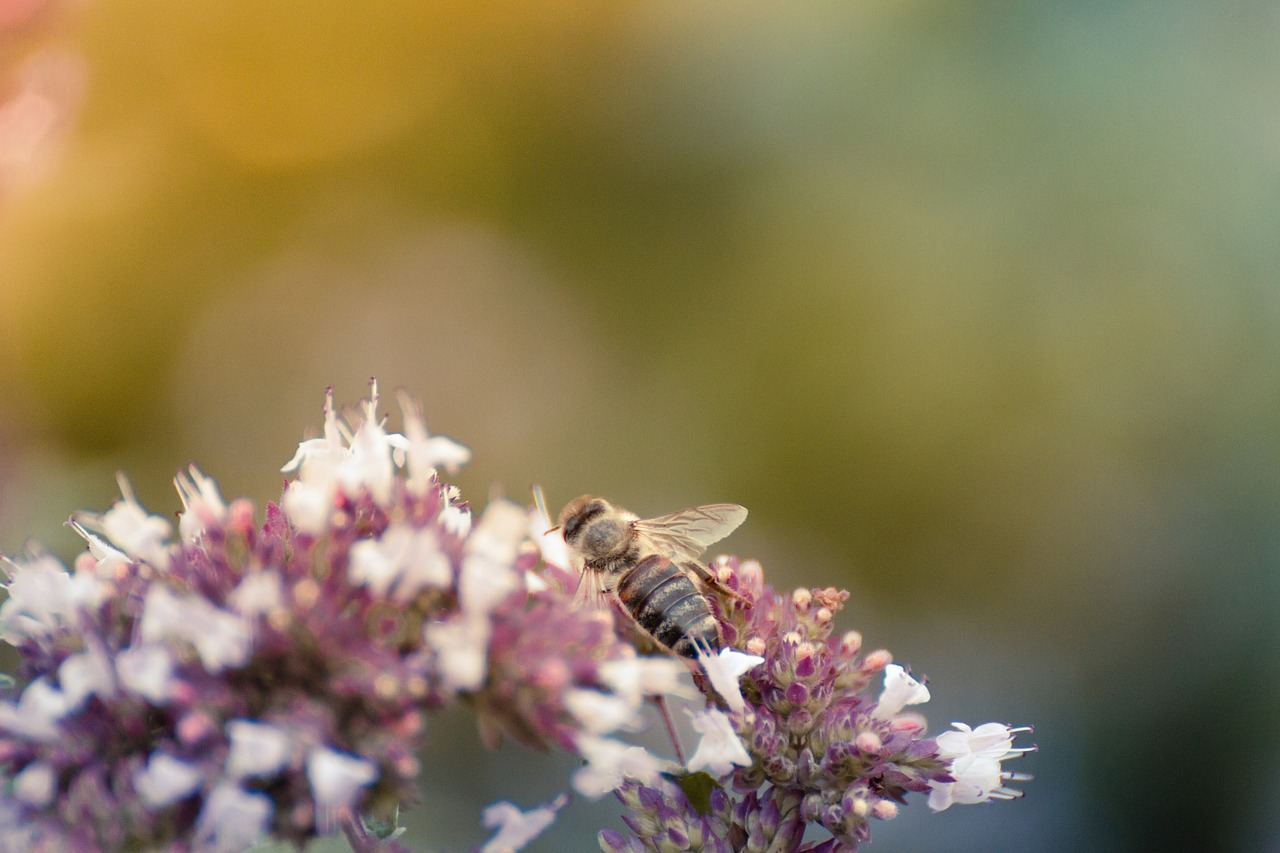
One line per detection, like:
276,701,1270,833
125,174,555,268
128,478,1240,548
0,386,694,851
600,556,1034,852
0,384,1033,852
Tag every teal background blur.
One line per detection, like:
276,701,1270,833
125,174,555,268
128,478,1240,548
4,2,1280,851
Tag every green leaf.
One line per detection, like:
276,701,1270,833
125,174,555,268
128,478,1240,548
666,771,719,815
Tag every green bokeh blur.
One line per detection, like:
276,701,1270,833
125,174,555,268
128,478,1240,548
4,2,1279,850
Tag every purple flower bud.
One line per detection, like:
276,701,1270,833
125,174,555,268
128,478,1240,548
598,828,628,852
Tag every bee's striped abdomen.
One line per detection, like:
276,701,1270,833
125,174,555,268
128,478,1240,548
616,554,720,658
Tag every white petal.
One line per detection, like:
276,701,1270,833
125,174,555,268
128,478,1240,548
394,529,453,601
564,689,641,735
57,645,116,710
190,608,252,672
873,664,931,720
116,644,175,704
571,736,665,798
599,656,695,705
13,761,56,806
175,466,227,543
440,503,472,537
927,781,957,812
92,477,172,569
340,407,396,506
306,746,377,832
282,388,345,478
194,783,272,853
426,614,491,692
527,506,569,571
479,795,567,853
135,753,203,808
227,571,284,618
226,720,291,779
0,678,66,742
686,708,752,778
459,502,525,616
349,527,412,598
139,586,251,673
697,648,764,714
397,392,471,495
281,479,337,535
0,554,86,644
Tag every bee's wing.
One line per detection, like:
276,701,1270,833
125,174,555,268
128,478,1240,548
631,503,748,563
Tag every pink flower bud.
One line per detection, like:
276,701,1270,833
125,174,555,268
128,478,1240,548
862,649,892,672
855,731,883,754
872,800,898,820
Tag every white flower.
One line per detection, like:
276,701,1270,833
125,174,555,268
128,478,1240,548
439,502,472,537
134,753,203,808
281,384,471,530
139,585,251,672
478,794,567,853
57,644,116,711
697,647,765,714
115,644,175,704
349,524,452,602
686,707,752,778
71,523,131,575
564,688,642,735
226,720,291,779
571,735,666,798
306,746,378,832
175,466,227,544
193,783,272,853
425,613,491,692
350,527,411,598
280,388,349,533
873,664,931,720
0,553,100,644
280,387,347,479
342,393,397,505
936,721,1019,759
280,479,336,535
458,501,525,616
0,678,67,742
76,475,172,570
12,761,56,807
598,656,695,706
927,722,1035,812
227,570,285,618
393,391,471,494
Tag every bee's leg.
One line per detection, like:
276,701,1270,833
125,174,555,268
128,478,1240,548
683,561,752,605
650,694,686,766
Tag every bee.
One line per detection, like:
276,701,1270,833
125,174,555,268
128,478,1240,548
556,496,747,659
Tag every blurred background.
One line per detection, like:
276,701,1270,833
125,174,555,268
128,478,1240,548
3,1,1280,850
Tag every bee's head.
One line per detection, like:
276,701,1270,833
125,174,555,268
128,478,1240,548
558,495,609,544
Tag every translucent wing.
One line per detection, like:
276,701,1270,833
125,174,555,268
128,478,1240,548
631,503,748,564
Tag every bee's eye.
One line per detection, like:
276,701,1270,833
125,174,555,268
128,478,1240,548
563,501,605,543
